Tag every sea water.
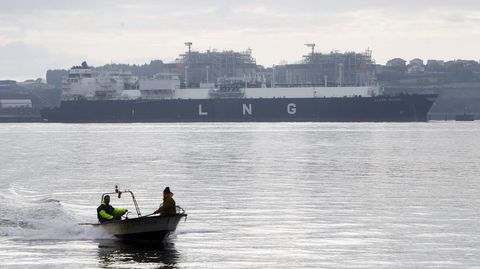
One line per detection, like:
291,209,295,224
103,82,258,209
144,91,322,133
1,122,480,268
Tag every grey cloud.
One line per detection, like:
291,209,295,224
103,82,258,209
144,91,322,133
440,11,480,24
2,0,480,15
0,0,114,14
1,1,479,30
0,42,76,80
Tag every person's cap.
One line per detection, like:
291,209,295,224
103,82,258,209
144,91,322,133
104,195,110,199
164,187,172,193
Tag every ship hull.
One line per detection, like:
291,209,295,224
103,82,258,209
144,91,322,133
41,94,437,122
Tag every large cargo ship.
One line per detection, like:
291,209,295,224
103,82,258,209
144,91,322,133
40,64,437,122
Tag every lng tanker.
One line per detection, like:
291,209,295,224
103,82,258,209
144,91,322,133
40,65,437,122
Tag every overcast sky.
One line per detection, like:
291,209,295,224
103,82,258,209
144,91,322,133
1,0,479,80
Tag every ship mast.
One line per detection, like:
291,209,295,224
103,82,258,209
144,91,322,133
184,42,192,87
304,43,316,59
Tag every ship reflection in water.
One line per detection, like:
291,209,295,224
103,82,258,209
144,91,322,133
97,240,181,268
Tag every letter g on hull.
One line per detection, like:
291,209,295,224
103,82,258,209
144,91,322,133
287,103,296,114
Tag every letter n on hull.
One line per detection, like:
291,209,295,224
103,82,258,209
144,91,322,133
243,104,252,115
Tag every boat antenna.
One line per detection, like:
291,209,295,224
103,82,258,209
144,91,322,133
115,185,121,198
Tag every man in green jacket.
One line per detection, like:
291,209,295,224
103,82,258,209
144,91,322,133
97,195,127,223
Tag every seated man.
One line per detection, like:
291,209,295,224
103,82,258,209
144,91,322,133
153,187,176,216
97,195,127,223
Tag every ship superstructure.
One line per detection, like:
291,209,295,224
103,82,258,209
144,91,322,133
59,63,382,101
62,62,138,99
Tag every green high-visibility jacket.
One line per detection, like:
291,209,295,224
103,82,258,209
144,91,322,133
97,202,127,223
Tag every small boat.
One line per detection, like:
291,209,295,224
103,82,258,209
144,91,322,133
84,186,187,242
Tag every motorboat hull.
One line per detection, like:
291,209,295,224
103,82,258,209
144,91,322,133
96,214,186,242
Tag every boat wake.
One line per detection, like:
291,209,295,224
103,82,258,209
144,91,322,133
0,186,113,241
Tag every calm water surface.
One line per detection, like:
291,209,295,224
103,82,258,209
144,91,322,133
1,122,480,268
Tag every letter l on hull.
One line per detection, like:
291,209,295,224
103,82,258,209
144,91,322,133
198,104,208,116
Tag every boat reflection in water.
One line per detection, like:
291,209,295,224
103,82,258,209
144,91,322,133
97,240,181,268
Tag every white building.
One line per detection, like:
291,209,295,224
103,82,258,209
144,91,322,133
0,99,32,108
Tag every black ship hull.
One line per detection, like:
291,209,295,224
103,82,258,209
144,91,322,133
41,94,437,122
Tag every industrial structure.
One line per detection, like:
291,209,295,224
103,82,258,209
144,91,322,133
273,45,376,87
171,43,376,88
172,43,259,87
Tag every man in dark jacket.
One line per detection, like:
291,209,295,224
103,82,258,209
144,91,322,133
153,187,176,216
97,195,127,223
